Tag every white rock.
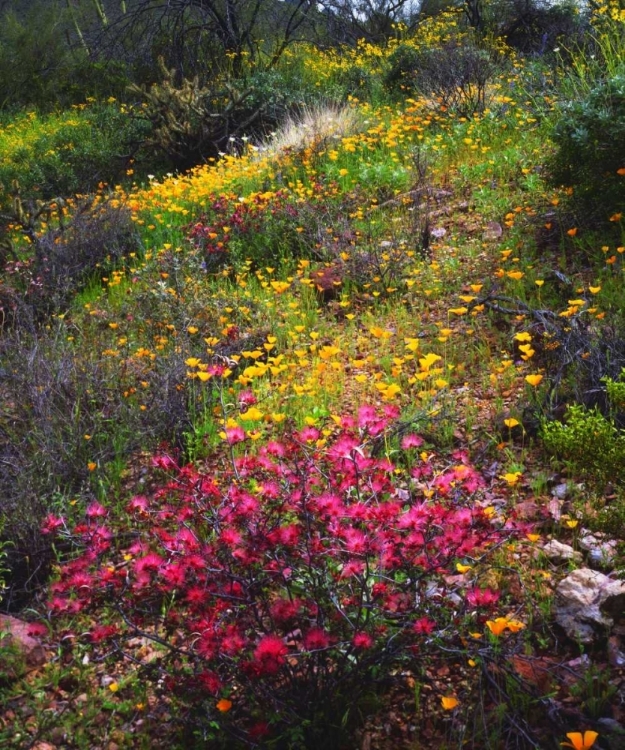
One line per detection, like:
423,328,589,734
542,540,583,564
579,531,617,569
554,568,625,643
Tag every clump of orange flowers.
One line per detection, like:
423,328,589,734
485,616,525,636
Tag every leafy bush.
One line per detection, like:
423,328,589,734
542,404,625,486
541,372,625,538
131,61,320,171
549,68,625,223
485,0,586,53
0,103,151,206
0,1,78,109
0,318,217,610
0,196,142,321
542,365,625,489
333,64,379,100
45,404,527,747
383,39,498,114
384,44,422,95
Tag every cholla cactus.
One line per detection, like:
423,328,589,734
130,58,261,169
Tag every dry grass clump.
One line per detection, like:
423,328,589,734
259,103,361,158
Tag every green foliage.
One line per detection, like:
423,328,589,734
0,103,152,207
383,43,421,95
131,60,321,171
0,628,24,685
0,1,130,109
383,38,498,115
340,64,378,97
549,59,625,223
484,0,586,53
569,664,618,720
542,401,625,487
543,369,625,538
0,1,75,109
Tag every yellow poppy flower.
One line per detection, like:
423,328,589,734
441,696,459,710
560,731,599,750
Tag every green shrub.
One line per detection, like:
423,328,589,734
484,0,587,53
0,103,152,206
542,404,625,486
549,68,625,223
0,1,131,110
383,39,498,115
383,44,422,95
542,367,625,488
333,64,379,100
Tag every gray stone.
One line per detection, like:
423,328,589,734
554,568,625,643
0,614,46,673
542,540,583,564
608,636,625,668
579,531,618,569
551,482,570,500
598,718,625,750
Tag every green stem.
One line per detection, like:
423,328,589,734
92,0,108,27
66,0,90,54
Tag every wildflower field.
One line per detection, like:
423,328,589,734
1,2,625,748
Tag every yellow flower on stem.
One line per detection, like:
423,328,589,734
441,696,459,710
486,617,509,636
561,731,599,750
501,471,522,486
240,406,264,421
486,617,525,636
506,619,525,633
271,281,290,294
514,332,532,342
419,352,442,371
518,344,535,360
525,374,543,387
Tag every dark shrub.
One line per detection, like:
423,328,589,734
1,198,142,321
384,39,498,115
549,69,625,224
384,44,422,95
